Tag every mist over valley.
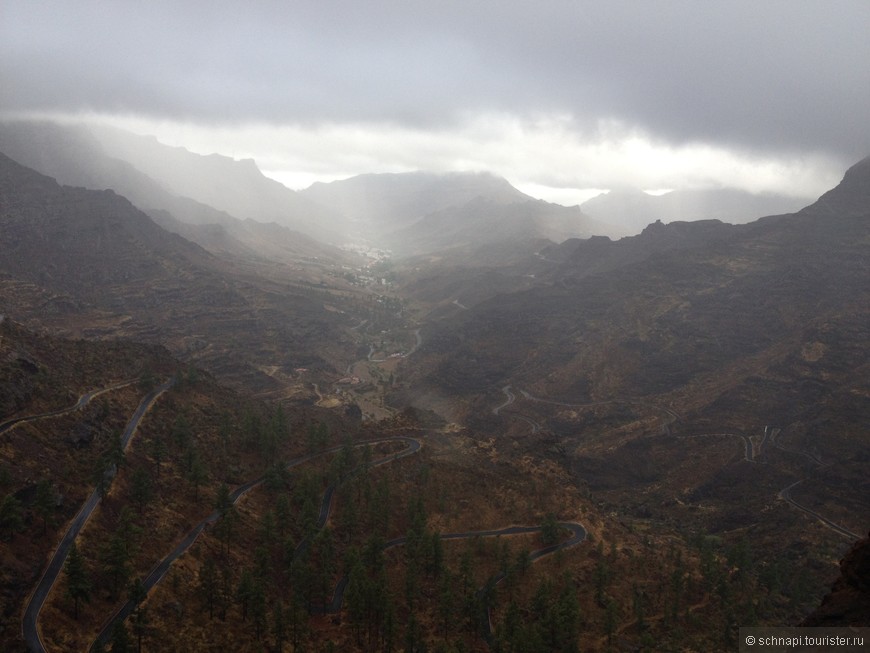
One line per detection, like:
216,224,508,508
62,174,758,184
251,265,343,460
1,3,868,651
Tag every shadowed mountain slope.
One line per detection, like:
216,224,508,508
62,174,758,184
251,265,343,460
0,121,350,265
801,531,870,626
580,186,809,234
390,196,621,256
403,156,869,437
91,125,346,243
0,153,353,391
304,170,623,254
301,170,529,235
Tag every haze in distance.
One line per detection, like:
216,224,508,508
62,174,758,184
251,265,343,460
2,0,869,218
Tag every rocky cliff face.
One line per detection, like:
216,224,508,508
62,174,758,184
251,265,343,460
801,532,870,626
800,155,870,219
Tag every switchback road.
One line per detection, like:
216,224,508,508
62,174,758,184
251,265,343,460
90,432,585,651
677,432,756,463
90,436,421,650
22,379,173,653
322,522,587,617
492,386,542,434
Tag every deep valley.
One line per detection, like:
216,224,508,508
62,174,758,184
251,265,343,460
0,122,868,652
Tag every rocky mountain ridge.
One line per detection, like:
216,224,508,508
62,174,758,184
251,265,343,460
0,120,351,265
0,153,355,392
580,186,809,234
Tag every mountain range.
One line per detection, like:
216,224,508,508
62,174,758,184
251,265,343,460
0,121,867,649
580,186,810,233
399,158,869,546
4,120,809,261
0,121,352,265
0,152,355,393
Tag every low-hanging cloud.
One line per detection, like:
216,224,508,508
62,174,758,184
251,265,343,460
1,0,868,195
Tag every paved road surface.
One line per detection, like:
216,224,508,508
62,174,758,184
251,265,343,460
90,436,421,650
0,380,134,435
779,478,859,540
22,379,173,653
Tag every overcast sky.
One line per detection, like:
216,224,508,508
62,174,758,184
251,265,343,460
2,0,869,203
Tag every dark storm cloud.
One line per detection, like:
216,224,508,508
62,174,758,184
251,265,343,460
2,0,869,159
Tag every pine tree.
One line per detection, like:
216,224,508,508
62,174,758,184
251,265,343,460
172,413,192,450
604,598,619,648
64,542,91,619
34,478,55,536
594,557,611,606
275,493,291,538
236,568,254,621
128,577,149,653
313,526,336,609
404,611,424,653
437,572,456,636
101,533,132,600
215,482,232,515
217,560,232,621
138,369,156,392
516,548,531,576
108,433,126,471
115,507,142,559
109,619,131,653
288,594,309,651
500,599,520,650
251,578,267,641
198,556,219,619
428,531,445,578
130,466,153,514
213,483,238,556
187,453,207,500
346,559,367,645
632,582,646,634
272,600,286,652
555,580,580,652
540,513,561,546
147,435,168,479
93,455,111,498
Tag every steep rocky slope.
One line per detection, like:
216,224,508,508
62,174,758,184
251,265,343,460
0,121,351,265
801,531,870,626
393,157,869,626
91,124,347,243
0,154,355,392
580,186,808,234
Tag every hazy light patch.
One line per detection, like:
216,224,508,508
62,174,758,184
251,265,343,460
644,189,674,196
19,110,843,203
515,183,609,206
260,169,341,191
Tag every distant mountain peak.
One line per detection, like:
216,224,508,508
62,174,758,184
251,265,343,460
581,184,810,234
800,154,870,218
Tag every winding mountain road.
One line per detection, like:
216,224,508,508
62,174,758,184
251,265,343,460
766,427,859,539
0,379,135,435
22,379,173,653
678,432,756,463
770,427,824,466
779,478,859,540
322,522,587,617
518,388,682,424
496,384,682,436
492,385,515,416
88,431,585,651
492,385,542,433
90,436,422,651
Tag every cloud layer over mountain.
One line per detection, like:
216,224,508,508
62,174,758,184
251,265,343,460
2,1,868,200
